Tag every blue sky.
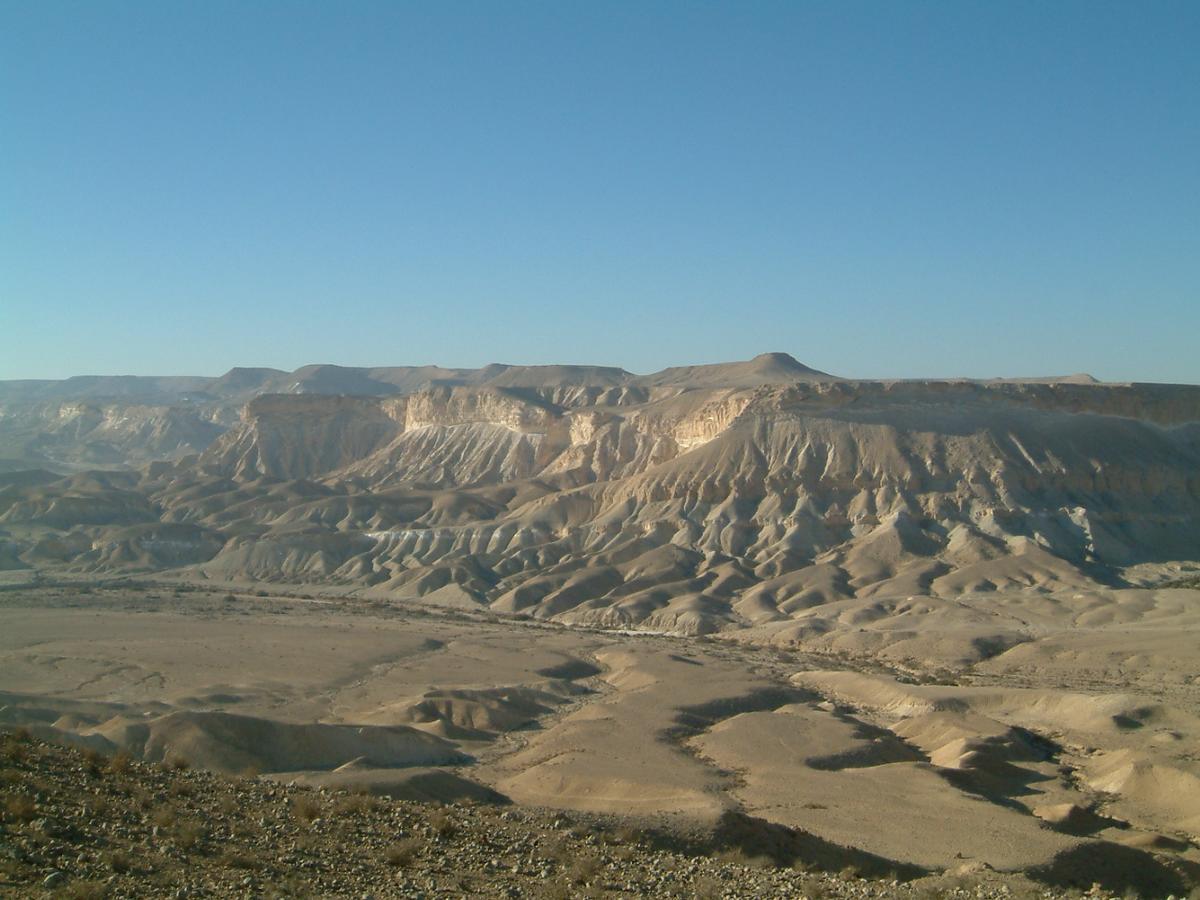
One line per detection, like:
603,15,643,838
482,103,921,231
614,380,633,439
2,1,1198,382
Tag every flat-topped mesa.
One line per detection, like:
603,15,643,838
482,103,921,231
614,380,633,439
757,379,1200,426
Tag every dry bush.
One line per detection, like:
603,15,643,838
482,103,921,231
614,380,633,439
291,794,323,823
544,836,572,865
429,807,457,838
174,820,205,851
613,823,645,845
568,853,602,885
80,746,105,775
610,843,637,862
385,837,422,868
108,751,132,775
9,726,32,743
4,794,37,822
293,833,321,856
151,805,177,828
332,793,377,817
131,788,155,812
2,730,31,764
168,780,194,798
218,848,259,870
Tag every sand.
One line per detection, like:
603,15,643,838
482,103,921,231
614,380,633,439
2,579,1198,889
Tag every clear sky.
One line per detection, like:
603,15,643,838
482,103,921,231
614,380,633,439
2,2,1198,383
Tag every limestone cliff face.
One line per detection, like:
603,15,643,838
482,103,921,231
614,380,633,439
199,395,405,480
402,386,558,433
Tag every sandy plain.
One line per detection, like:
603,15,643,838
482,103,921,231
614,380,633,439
2,574,1198,895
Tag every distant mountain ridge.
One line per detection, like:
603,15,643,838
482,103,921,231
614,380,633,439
0,353,1198,645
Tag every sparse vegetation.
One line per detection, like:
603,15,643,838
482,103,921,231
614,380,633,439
429,805,457,838
4,793,37,822
108,749,132,775
167,753,190,771
174,819,206,850
332,791,378,817
568,852,602,885
384,837,422,868
290,793,323,823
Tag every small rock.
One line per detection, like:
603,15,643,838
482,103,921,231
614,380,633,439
43,871,67,888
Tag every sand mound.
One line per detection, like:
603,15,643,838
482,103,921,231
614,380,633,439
391,683,586,740
270,766,509,804
92,710,467,774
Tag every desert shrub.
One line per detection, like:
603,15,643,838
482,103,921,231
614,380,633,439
152,805,178,828
107,850,133,874
291,795,322,823
168,780,194,798
166,754,190,771
332,793,377,817
568,853,602,885
429,807,457,838
2,729,32,764
131,788,155,812
544,836,572,864
218,848,259,870
4,794,37,822
612,823,645,845
108,751,132,775
385,837,422,868
174,820,205,850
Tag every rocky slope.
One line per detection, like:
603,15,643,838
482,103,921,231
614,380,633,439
2,730,1189,898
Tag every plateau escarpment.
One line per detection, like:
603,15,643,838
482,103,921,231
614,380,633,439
0,354,1198,651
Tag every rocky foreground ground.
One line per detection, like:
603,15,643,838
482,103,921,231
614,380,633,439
2,731,1196,900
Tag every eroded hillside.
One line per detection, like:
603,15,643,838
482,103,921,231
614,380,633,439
2,354,1199,652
